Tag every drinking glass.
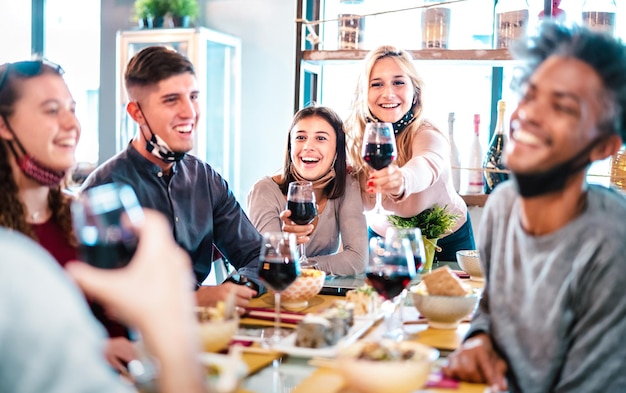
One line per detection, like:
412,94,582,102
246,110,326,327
361,122,398,215
385,227,426,332
286,181,318,267
366,236,416,339
258,232,301,344
71,183,144,269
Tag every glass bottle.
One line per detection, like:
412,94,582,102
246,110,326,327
582,0,617,37
610,145,626,191
467,114,485,194
493,0,529,49
338,0,365,50
421,0,452,49
483,100,509,194
448,112,461,193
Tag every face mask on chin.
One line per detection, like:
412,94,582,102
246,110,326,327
136,103,186,163
511,137,603,198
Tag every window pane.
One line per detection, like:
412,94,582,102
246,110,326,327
45,0,101,165
0,2,32,62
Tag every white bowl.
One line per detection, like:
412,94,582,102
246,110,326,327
410,285,479,329
197,307,239,352
338,340,439,393
456,250,484,282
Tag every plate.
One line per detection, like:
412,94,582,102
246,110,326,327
271,318,375,358
199,352,249,390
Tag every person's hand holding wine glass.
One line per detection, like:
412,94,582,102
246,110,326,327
257,232,301,344
362,122,398,215
285,181,318,268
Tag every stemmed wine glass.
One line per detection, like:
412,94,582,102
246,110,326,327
258,232,301,344
385,227,426,332
362,122,398,215
286,181,318,268
366,236,416,340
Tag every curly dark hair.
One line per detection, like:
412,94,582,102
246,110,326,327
511,21,626,140
0,61,76,245
276,105,348,199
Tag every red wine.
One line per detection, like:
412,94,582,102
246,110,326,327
79,241,136,269
413,256,424,273
259,258,299,291
287,201,317,225
363,143,395,170
366,269,411,300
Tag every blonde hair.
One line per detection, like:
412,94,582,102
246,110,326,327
345,46,433,178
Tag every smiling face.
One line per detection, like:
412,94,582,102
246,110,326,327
133,72,200,154
0,73,80,172
505,56,606,174
367,57,415,123
290,115,337,180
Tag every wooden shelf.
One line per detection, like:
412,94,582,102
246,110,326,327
460,194,488,207
302,48,514,65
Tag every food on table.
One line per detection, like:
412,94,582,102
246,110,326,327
343,340,430,362
346,284,380,316
421,265,468,296
294,304,353,348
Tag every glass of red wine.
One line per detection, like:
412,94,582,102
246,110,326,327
286,181,318,267
258,232,301,344
361,122,398,215
366,235,416,339
71,183,144,269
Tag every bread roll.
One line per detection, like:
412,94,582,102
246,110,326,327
422,266,467,296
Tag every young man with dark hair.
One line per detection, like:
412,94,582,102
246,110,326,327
443,22,626,392
84,46,261,308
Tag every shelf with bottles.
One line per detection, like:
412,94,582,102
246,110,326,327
301,48,513,65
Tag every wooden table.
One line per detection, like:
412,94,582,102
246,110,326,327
237,289,487,393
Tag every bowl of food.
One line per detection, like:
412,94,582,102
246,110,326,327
197,305,239,353
410,283,478,329
338,340,439,393
274,268,326,309
456,250,484,282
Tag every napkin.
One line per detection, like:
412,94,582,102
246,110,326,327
425,370,460,389
242,307,305,325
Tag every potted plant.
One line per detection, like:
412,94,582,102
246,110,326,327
388,205,460,273
168,0,199,28
134,0,169,28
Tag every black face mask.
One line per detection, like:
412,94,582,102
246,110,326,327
511,137,603,198
136,103,186,163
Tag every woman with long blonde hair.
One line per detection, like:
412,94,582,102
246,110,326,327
345,46,475,261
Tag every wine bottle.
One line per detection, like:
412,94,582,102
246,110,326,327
610,145,626,191
493,0,529,49
483,100,509,194
448,112,461,193
467,114,484,194
582,0,617,37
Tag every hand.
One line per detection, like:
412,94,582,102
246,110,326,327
105,337,137,376
196,281,257,309
280,209,314,245
66,209,197,332
442,333,508,392
366,164,404,197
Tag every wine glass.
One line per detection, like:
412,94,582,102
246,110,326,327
71,182,144,269
361,122,398,215
366,236,416,340
385,227,426,332
286,181,318,268
258,232,301,344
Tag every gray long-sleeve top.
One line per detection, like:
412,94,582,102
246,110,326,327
468,182,626,393
247,175,367,276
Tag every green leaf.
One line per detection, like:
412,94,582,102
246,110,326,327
388,204,460,239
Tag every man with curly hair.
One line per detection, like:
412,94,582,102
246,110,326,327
443,22,626,392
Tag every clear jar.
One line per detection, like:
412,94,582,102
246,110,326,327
338,0,365,50
610,145,626,191
421,0,452,49
582,0,617,37
493,0,529,49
